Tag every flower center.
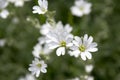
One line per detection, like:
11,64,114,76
37,63,41,67
41,7,47,12
79,7,84,11
79,45,86,52
60,41,66,47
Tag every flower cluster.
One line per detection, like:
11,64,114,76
28,0,98,78
0,0,31,19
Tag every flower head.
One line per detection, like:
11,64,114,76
70,0,92,17
46,22,73,56
0,0,8,9
69,34,98,60
0,9,9,19
32,0,48,14
32,42,52,58
85,64,93,73
0,39,6,47
28,58,47,77
18,74,36,80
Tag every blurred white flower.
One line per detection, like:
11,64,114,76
85,64,93,73
84,75,94,80
40,22,52,35
18,74,36,80
32,43,52,58
32,0,48,14
40,21,72,36
70,0,92,17
46,22,73,56
0,0,8,9
28,58,47,77
8,0,30,7
0,39,6,47
69,34,98,60
68,77,80,80
12,17,19,24
0,9,9,19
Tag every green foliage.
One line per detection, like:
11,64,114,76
0,0,120,80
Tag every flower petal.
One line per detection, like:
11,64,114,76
81,52,87,61
69,50,80,57
36,70,40,77
56,47,65,56
85,52,92,59
41,68,47,73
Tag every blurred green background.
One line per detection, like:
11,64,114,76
0,0,120,80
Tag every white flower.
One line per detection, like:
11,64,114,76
32,43,52,58
68,77,80,80
28,58,47,77
0,0,8,9
46,22,73,56
40,21,72,36
40,22,52,35
70,0,92,17
18,74,36,80
69,34,98,60
0,39,6,47
32,0,48,14
0,9,9,19
85,64,93,73
84,75,94,80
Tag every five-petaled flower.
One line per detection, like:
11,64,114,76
32,0,48,14
69,34,98,60
46,22,73,56
28,58,47,77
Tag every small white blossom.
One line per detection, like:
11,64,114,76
28,58,47,77
32,0,48,14
85,64,93,73
0,9,9,19
84,75,94,80
68,77,80,80
0,0,8,9
40,22,52,35
18,74,36,80
32,43,52,58
46,22,73,56
40,21,72,36
0,39,6,47
69,34,98,60
70,0,92,17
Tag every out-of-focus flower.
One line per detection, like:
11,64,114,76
28,58,47,77
32,43,52,58
8,0,30,7
18,74,36,80
12,17,19,24
40,22,52,35
46,22,73,56
40,21,72,36
70,0,92,17
0,0,8,9
68,77,80,80
84,75,94,80
85,64,93,73
0,9,9,19
0,39,6,47
69,34,98,60
32,0,48,14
